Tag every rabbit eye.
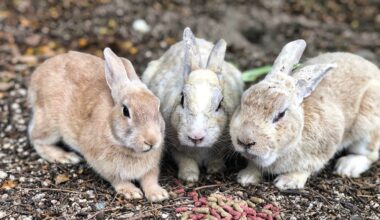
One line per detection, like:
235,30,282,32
273,109,287,123
180,93,184,108
216,98,223,112
123,105,130,118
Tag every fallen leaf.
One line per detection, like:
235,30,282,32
1,180,17,190
78,38,88,47
0,82,13,91
14,55,38,65
55,174,70,185
129,47,138,55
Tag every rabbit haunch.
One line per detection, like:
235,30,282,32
28,49,168,202
231,39,380,190
143,27,244,182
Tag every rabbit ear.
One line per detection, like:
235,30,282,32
206,39,227,74
266,39,306,78
120,57,140,81
183,27,202,74
293,64,336,103
103,47,130,100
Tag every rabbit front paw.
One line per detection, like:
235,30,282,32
115,183,143,200
237,167,262,186
178,165,199,182
144,186,169,202
334,155,371,178
207,160,226,174
274,172,309,190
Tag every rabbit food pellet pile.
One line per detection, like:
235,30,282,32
174,189,280,220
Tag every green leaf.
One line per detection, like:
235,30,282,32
242,63,302,82
242,65,272,82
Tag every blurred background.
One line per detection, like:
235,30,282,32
0,1,379,219
0,0,379,75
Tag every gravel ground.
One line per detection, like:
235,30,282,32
0,0,379,219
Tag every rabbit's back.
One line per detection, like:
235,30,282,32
29,51,111,149
303,52,380,130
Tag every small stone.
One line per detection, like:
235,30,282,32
42,179,51,187
32,193,45,201
0,82,13,92
86,190,95,198
161,213,169,218
0,171,7,179
0,211,6,218
11,103,20,110
1,194,9,200
95,201,106,210
132,19,150,33
119,212,134,218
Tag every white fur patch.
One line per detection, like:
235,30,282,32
237,167,262,186
190,82,217,113
348,139,370,155
274,172,309,190
335,155,372,178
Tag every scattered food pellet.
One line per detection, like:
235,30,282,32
177,191,279,220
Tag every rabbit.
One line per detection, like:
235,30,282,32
28,48,169,202
142,27,244,182
230,39,380,190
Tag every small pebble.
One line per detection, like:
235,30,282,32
0,171,7,179
132,19,150,33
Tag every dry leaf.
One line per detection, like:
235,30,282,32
78,38,88,47
55,174,70,185
1,180,17,190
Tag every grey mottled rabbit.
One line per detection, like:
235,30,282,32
143,27,244,182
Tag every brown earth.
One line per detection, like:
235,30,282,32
0,0,379,219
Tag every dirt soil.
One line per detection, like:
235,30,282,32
0,0,379,219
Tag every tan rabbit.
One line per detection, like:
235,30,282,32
143,27,244,182
28,48,169,202
230,39,380,190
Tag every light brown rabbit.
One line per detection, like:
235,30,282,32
28,48,169,202
230,39,380,190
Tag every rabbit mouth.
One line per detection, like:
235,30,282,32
242,153,259,160
243,152,277,167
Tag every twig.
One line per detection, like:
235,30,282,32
308,188,333,206
87,206,124,219
21,187,108,196
194,184,220,191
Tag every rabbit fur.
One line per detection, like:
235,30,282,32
28,49,169,202
143,27,244,182
230,39,380,190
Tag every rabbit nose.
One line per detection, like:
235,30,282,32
237,138,256,150
188,135,204,144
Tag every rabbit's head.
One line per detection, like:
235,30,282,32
104,48,164,154
230,40,335,167
172,28,228,148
